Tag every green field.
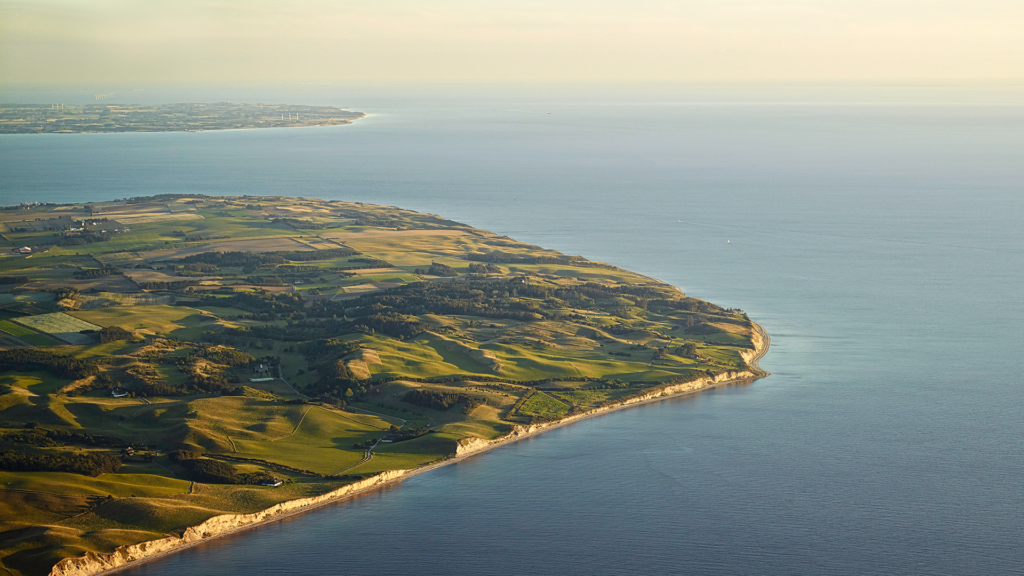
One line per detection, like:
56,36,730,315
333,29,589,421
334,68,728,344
0,471,189,498
232,406,388,475
0,319,58,346
551,387,635,409
515,391,571,420
11,313,101,345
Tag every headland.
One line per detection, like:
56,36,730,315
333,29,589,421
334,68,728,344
0,195,768,576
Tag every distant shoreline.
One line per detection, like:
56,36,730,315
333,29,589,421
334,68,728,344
71,322,770,576
0,103,365,135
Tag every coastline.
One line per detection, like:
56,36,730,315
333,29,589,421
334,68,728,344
0,117,366,136
52,322,770,576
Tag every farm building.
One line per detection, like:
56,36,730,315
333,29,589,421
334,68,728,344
18,247,31,254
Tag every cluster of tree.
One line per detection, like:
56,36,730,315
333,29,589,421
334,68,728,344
468,263,500,274
304,346,364,403
352,313,423,339
231,309,426,342
170,230,226,243
415,262,458,277
675,343,698,358
310,279,552,324
180,367,236,395
172,452,239,483
330,278,679,327
138,376,242,398
387,427,434,443
4,428,129,449
402,389,482,412
56,231,111,246
137,280,200,291
175,262,221,276
271,264,320,273
177,250,282,271
353,217,404,227
130,349,249,397
2,430,62,447
0,349,98,379
73,266,123,280
135,381,188,397
300,339,362,362
669,299,724,315
272,217,325,229
0,276,28,284
284,247,360,262
186,346,255,367
170,451,278,484
0,449,122,476
53,286,79,301
193,289,304,314
63,372,115,397
175,248,357,273
99,326,134,343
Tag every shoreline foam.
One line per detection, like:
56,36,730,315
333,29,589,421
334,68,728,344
51,322,770,576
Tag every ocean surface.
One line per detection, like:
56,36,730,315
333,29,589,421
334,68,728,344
2,84,1023,575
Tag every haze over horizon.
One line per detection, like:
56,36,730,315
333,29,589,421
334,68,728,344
2,0,1023,86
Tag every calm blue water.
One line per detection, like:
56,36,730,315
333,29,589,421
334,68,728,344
2,85,1023,575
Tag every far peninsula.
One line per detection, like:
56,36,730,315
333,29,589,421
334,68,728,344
0,103,364,134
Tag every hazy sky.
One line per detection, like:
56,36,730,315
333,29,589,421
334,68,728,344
2,0,1022,84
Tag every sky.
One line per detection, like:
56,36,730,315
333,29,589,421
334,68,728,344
2,0,1023,85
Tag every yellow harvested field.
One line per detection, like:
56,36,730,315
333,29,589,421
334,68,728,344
124,269,218,283
113,213,205,224
94,252,145,266
323,229,471,240
341,234,475,267
342,282,401,294
296,238,347,250
347,267,407,275
265,205,333,215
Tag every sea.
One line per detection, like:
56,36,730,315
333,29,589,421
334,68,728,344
1,83,1023,575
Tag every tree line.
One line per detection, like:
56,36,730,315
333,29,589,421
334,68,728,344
467,250,618,270
0,450,122,476
170,451,277,485
0,349,98,379
4,428,129,449
402,389,482,413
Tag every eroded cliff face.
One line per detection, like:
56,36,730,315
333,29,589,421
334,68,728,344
49,470,406,576
53,324,769,576
455,369,756,458
739,325,766,372
455,322,770,459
